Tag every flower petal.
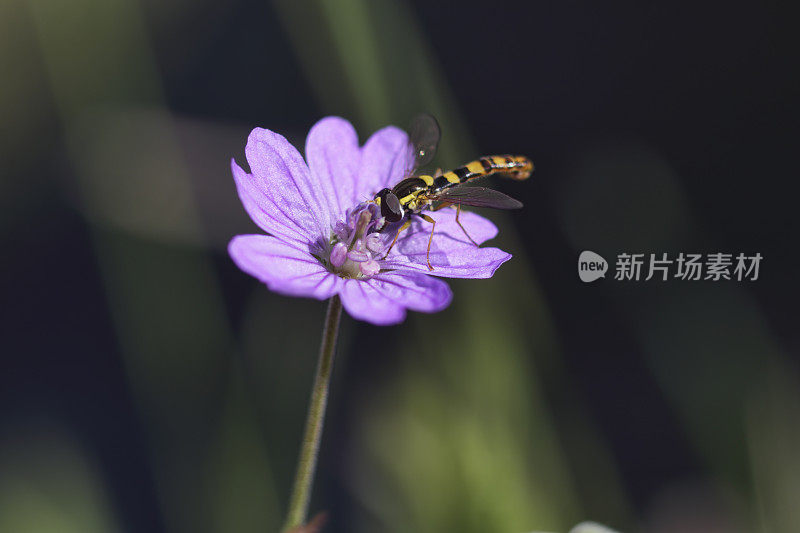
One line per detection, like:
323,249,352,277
382,209,511,278
243,127,332,242
232,160,315,247
339,272,452,326
358,125,414,197
229,235,341,300
305,117,361,220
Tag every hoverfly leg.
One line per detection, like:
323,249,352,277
455,204,478,247
432,202,478,248
418,213,437,271
381,218,411,260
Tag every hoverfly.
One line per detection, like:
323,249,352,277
373,114,533,270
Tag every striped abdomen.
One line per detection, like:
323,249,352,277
429,155,534,193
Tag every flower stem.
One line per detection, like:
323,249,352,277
283,295,342,531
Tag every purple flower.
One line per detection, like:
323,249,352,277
228,117,512,325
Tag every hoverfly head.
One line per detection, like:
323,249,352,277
375,188,404,223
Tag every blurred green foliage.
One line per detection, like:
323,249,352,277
0,426,120,533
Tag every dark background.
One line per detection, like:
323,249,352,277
1,1,797,532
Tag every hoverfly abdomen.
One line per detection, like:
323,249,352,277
495,155,534,181
434,155,534,191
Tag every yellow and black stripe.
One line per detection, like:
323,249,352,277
428,155,533,195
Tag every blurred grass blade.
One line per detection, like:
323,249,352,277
747,363,800,533
0,425,121,533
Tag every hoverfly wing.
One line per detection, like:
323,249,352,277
406,113,441,173
435,186,523,209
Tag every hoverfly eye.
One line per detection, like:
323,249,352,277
380,191,403,222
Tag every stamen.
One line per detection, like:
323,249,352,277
365,233,384,254
349,210,372,251
347,249,369,262
330,242,347,268
326,202,387,280
333,221,351,243
360,259,380,277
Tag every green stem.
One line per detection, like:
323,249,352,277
283,295,342,531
